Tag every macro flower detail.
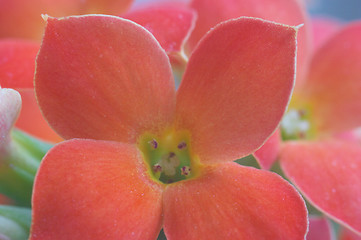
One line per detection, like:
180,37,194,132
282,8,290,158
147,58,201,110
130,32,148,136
30,15,307,239
0,5,195,143
256,20,361,236
187,0,311,88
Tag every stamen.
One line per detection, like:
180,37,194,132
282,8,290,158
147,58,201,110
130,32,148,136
148,139,158,149
152,164,162,173
177,141,187,150
181,166,191,176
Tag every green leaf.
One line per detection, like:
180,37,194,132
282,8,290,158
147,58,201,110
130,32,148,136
0,205,31,240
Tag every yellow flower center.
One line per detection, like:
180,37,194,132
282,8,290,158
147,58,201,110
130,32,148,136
138,129,201,184
281,107,317,140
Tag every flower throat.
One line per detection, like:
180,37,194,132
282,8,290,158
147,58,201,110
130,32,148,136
138,130,200,184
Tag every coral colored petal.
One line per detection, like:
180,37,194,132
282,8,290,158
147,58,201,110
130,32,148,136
176,18,297,163
0,40,39,89
30,139,163,240
15,90,62,143
281,141,361,235
188,0,311,87
254,129,281,170
163,162,308,239
307,216,333,240
0,88,21,151
80,0,133,15
35,15,175,143
311,17,342,51
124,5,196,57
340,227,361,240
301,21,361,135
0,0,132,40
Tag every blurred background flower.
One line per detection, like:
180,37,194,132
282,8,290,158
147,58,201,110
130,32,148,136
134,0,361,21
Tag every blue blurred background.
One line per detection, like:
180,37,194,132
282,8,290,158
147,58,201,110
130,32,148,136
133,0,361,21
307,0,361,21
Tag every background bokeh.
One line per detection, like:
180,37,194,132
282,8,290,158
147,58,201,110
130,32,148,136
133,0,361,21
307,0,361,21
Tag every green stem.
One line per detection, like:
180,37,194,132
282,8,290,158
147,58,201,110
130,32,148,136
0,129,53,206
0,205,31,240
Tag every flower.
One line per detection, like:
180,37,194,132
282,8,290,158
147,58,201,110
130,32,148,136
187,0,312,88
0,4,196,143
30,15,307,239
256,19,361,236
123,4,197,69
0,0,133,143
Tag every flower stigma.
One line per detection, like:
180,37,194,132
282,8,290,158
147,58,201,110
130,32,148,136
138,130,200,184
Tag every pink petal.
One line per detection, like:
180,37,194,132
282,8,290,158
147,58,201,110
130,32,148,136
163,162,308,239
281,141,361,235
254,129,281,170
30,139,163,239
311,17,342,51
124,5,196,63
307,216,333,240
0,40,39,88
35,15,175,143
301,21,361,135
176,17,297,164
188,0,312,87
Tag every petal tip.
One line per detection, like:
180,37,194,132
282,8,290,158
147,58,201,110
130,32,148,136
41,14,49,22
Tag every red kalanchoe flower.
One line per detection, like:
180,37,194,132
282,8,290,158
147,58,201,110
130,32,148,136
0,0,136,142
257,20,361,236
0,6,196,143
0,5,196,143
30,15,307,239
124,4,197,70
188,0,312,88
